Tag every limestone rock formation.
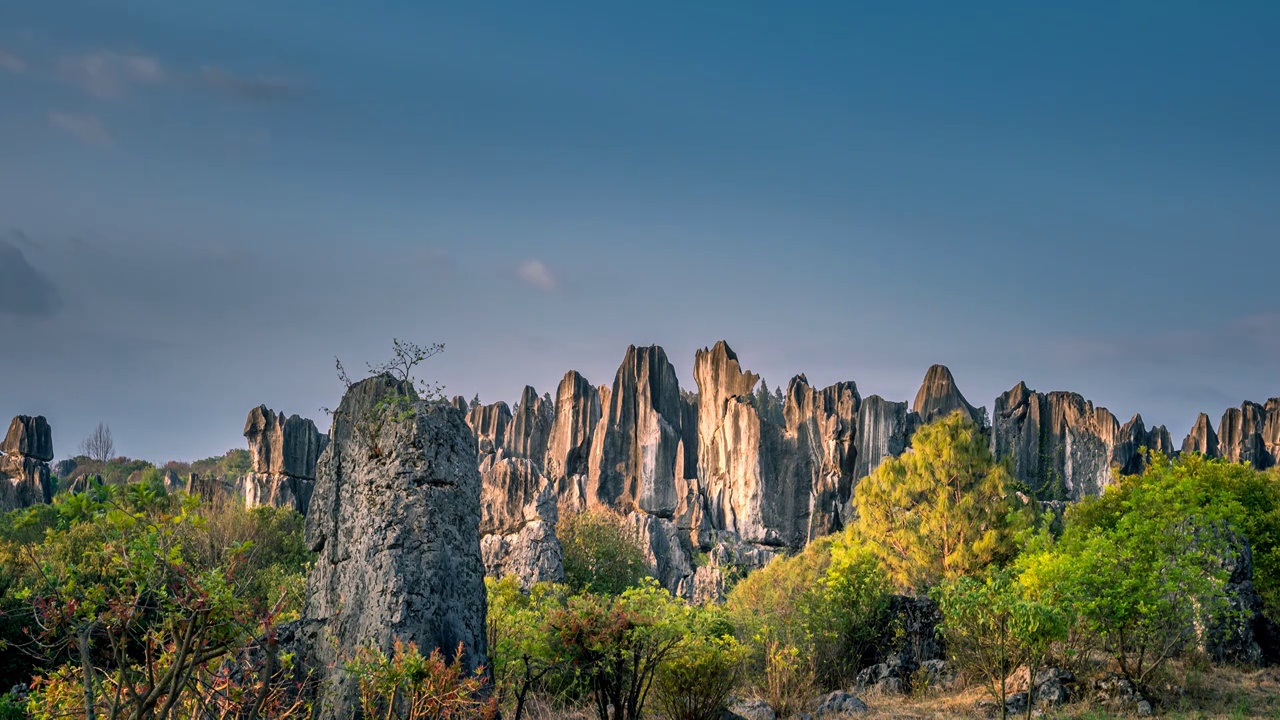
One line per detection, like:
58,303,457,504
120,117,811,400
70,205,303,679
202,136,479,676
467,402,511,454
0,415,53,511
587,345,687,518
480,481,563,589
506,386,553,462
543,370,601,513
912,364,984,426
855,396,917,481
1183,413,1220,457
241,406,328,514
1218,402,1274,470
302,374,488,719
991,383,1165,500
3,415,53,461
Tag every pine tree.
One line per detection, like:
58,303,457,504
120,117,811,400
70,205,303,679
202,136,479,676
469,393,481,410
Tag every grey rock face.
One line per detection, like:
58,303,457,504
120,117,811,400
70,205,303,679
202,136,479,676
1199,525,1267,665
302,375,488,720
467,401,512,455
587,345,686,518
0,415,53,511
1183,412,1220,457
506,386,553,464
855,396,917,481
912,364,983,426
991,383,1166,500
543,371,601,508
480,480,563,589
242,406,328,514
1218,402,1274,470
3,416,53,462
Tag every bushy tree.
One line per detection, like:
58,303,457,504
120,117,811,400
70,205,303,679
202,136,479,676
653,608,745,720
1019,454,1251,690
726,531,893,691
559,510,650,596
344,639,496,720
548,580,686,720
853,412,1030,592
486,577,566,720
934,570,1066,720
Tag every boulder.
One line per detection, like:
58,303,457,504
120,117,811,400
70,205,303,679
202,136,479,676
3,416,53,461
467,401,511,455
724,698,776,720
912,364,984,426
1199,524,1268,665
302,374,489,720
812,690,868,716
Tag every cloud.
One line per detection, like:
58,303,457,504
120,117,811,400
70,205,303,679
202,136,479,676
48,112,112,147
200,65,299,101
0,239,63,318
517,260,559,291
58,52,165,98
0,49,26,73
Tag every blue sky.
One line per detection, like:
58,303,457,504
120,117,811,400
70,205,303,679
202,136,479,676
1,1,1277,462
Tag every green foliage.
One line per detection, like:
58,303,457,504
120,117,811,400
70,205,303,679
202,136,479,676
853,411,1031,592
343,639,496,720
933,570,1066,720
1019,454,1250,689
653,621,746,720
726,530,893,690
753,380,786,426
547,579,687,720
559,510,650,596
0,479,316,717
0,694,22,720
486,577,567,719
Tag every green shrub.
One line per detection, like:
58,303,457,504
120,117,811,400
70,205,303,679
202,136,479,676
653,610,745,720
559,509,650,596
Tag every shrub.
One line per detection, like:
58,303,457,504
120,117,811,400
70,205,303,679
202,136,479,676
344,639,497,720
653,610,746,720
934,570,1066,720
726,531,893,689
548,580,685,720
559,509,650,596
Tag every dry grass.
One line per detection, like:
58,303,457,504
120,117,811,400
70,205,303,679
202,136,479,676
513,664,1280,719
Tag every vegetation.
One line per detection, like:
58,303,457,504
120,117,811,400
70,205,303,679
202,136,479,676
558,509,650,596
78,423,115,464
933,570,1066,719
853,412,1031,592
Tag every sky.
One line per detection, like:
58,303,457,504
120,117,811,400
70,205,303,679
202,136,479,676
0,1,1278,463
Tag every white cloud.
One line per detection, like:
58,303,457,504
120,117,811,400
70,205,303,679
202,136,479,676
48,112,113,148
0,49,26,73
517,260,558,291
58,52,165,98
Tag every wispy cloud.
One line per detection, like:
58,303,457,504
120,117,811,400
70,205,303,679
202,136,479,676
517,260,559,291
48,112,113,148
0,49,26,73
200,65,299,101
58,52,165,98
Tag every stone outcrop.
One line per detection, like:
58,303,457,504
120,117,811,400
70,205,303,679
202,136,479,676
543,371,601,513
991,383,1170,500
480,481,563,589
1183,413,1220,457
302,374,488,720
587,345,686,518
1218,402,1275,470
0,416,53,511
855,396,917,480
241,406,328,514
912,364,984,426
